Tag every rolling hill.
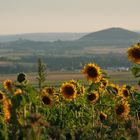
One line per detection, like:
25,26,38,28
0,27,139,73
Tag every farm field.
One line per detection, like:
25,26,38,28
0,70,138,88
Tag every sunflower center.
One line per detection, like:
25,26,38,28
0,93,3,100
42,96,51,105
87,67,98,78
116,105,125,115
123,90,129,97
132,49,140,59
87,93,96,101
17,73,26,83
64,86,75,96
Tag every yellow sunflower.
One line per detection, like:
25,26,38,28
42,87,55,96
14,89,23,96
42,95,52,105
87,91,99,103
3,80,13,92
100,78,109,90
128,43,140,64
3,99,11,122
119,86,130,99
110,83,120,95
0,90,5,102
99,112,107,122
82,63,102,83
60,82,77,99
115,101,130,119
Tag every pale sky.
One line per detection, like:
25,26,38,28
0,0,140,35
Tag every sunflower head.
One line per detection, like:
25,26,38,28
100,112,107,122
116,101,130,119
82,63,102,83
87,91,99,103
17,73,27,83
3,99,11,122
42,87,55,96
119,86,130,99
14,89,23,96
128,43,140,64
3,80,13,92
0,90,5,102
110,84,120,95
42,95,52,105
60,82,77,100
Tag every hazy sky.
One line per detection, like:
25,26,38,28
0,0,140,34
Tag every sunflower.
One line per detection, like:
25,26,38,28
3,80,13,92
17,73,27,83
110,84,120,95
119,86,130,99
14,89,23,96
0,90,5,102
42,95,52,105
128,43,140,64
116,101,130,119
82,63,102,83
3,99,11,122
100,112,107,122
100,78,109,90
42,87,55,96
60,82,77,99
87,91,99,103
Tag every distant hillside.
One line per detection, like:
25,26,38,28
0,27,140,56
76,27,140,47
80,27,140,41
0,27,139,73
0,33,87,42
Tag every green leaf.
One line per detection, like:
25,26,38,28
131,65,140,78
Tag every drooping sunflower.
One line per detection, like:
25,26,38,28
0,90,5,102
110,83,120,95
3,99,11,122
42,95,52,105
115,101,130,119
14,89,23,96
60,82,77,99
119,85,130,99
87,91,99,103
128,43,140,64
100,112,107,122
42,87,55,96
82,63,102,83
3,80,13,92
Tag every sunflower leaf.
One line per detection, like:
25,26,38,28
131,65,140,78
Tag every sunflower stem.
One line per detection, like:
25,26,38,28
92,105,95,132
131,93,139,120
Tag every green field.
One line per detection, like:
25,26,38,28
0,70,138,88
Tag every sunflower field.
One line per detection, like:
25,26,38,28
0,43,140,140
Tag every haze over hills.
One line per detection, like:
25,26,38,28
0,27,139,44
0,33,87,42
0,27,139,73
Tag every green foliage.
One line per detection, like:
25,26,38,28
0,57,140,139
131,65,140,78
